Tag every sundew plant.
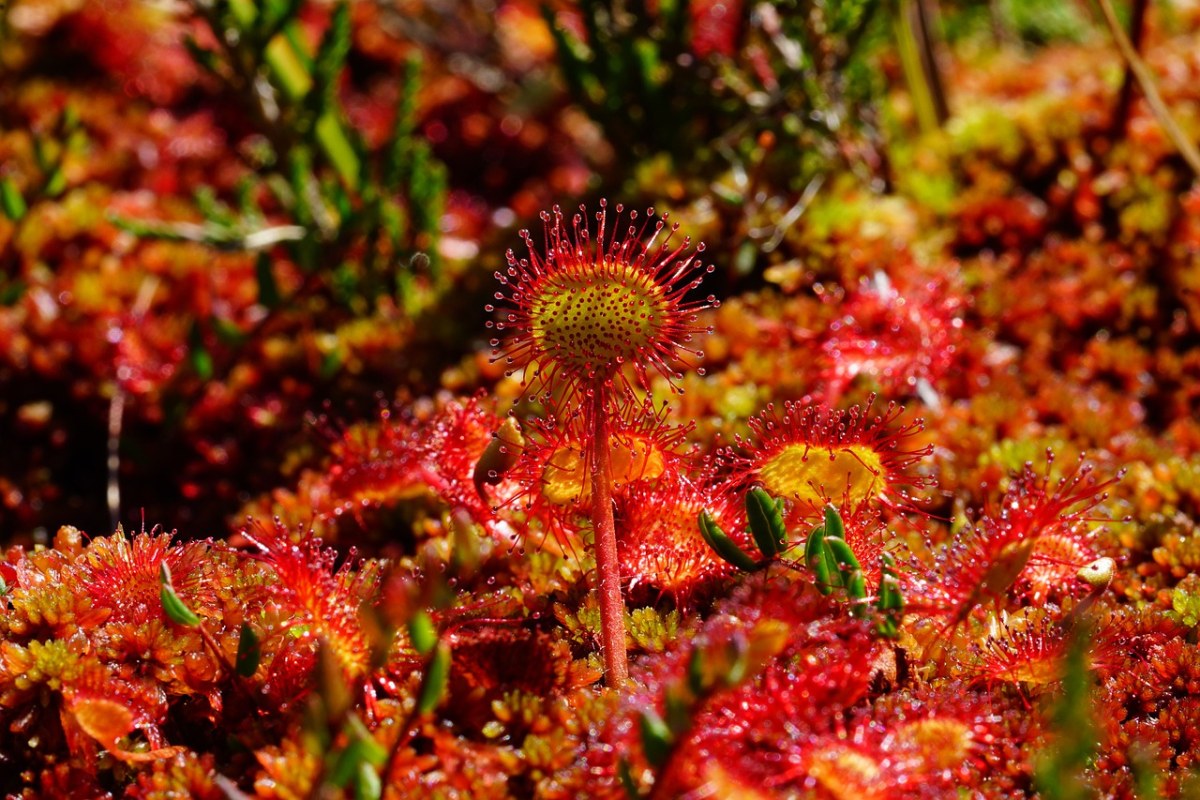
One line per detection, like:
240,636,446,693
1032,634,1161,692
2,0,1200,798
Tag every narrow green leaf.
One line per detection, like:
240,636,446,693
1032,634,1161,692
328,738,371,788
61,105,80,132
255,253,281,309
877,555,904,612
804,523,835,594
354,760,382,800
663,687,690,736
825,535,862,573
638,709,674,768
315,110,362,192
259,0,304,41
235,622,262,677
417,642,450,715
745,487,787,558
384,56,421,191
188,322,214,381
823,505,846,541
43,167,66,198
350,714,387,764
329,716,386,792
313,2,352,111
228,0,257,29
698,511,759,572
265,34,312,102
686,646,706,696
407,610,437,656
846,571,867,605
1,178,27,221
159,563,202,627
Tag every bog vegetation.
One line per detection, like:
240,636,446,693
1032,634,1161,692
1,1,1200,797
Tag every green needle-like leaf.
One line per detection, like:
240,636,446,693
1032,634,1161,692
159,563,201,627
639,709,674,768
698,511,759,572
417,642,451,715
746,487,787,558
235,622,262,677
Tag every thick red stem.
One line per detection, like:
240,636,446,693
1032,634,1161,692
589,391,629,686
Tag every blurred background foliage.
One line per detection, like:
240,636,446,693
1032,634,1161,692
0,0,1197,545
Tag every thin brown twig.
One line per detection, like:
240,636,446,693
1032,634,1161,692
1110,0,1149,137
1095,0,1200,178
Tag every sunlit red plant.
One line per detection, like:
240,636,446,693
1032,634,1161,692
488,200,718,683
817,269,969,407
238,522,381,688
487,200,716,403
615,471,743,607
730,394,933,523
905,454,1122,628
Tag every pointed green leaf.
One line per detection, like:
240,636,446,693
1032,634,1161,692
617,757,641,799
407,610,437,656
313,2,352,110
159,563,201,627
846,571,867,606
877,554,904,613
43,167,66,198
803,523,826,565
354,760,382,800
638,709,674,768
228,0,257,29
255,253,281,309
876,560,904,632
188,322,213,381
746,488,787,558
235,622,262,677
328,716,386,789
686,646,706,696
823,505,846,541
663,687,691,737
1,178,27,221
804,523,837,594
417,642,450,715
265,34,312,101
825,535,863,574
698,511,759,572
315,110,361,192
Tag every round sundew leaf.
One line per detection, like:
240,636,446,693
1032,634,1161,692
759,444,886,510
488,201,718,398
